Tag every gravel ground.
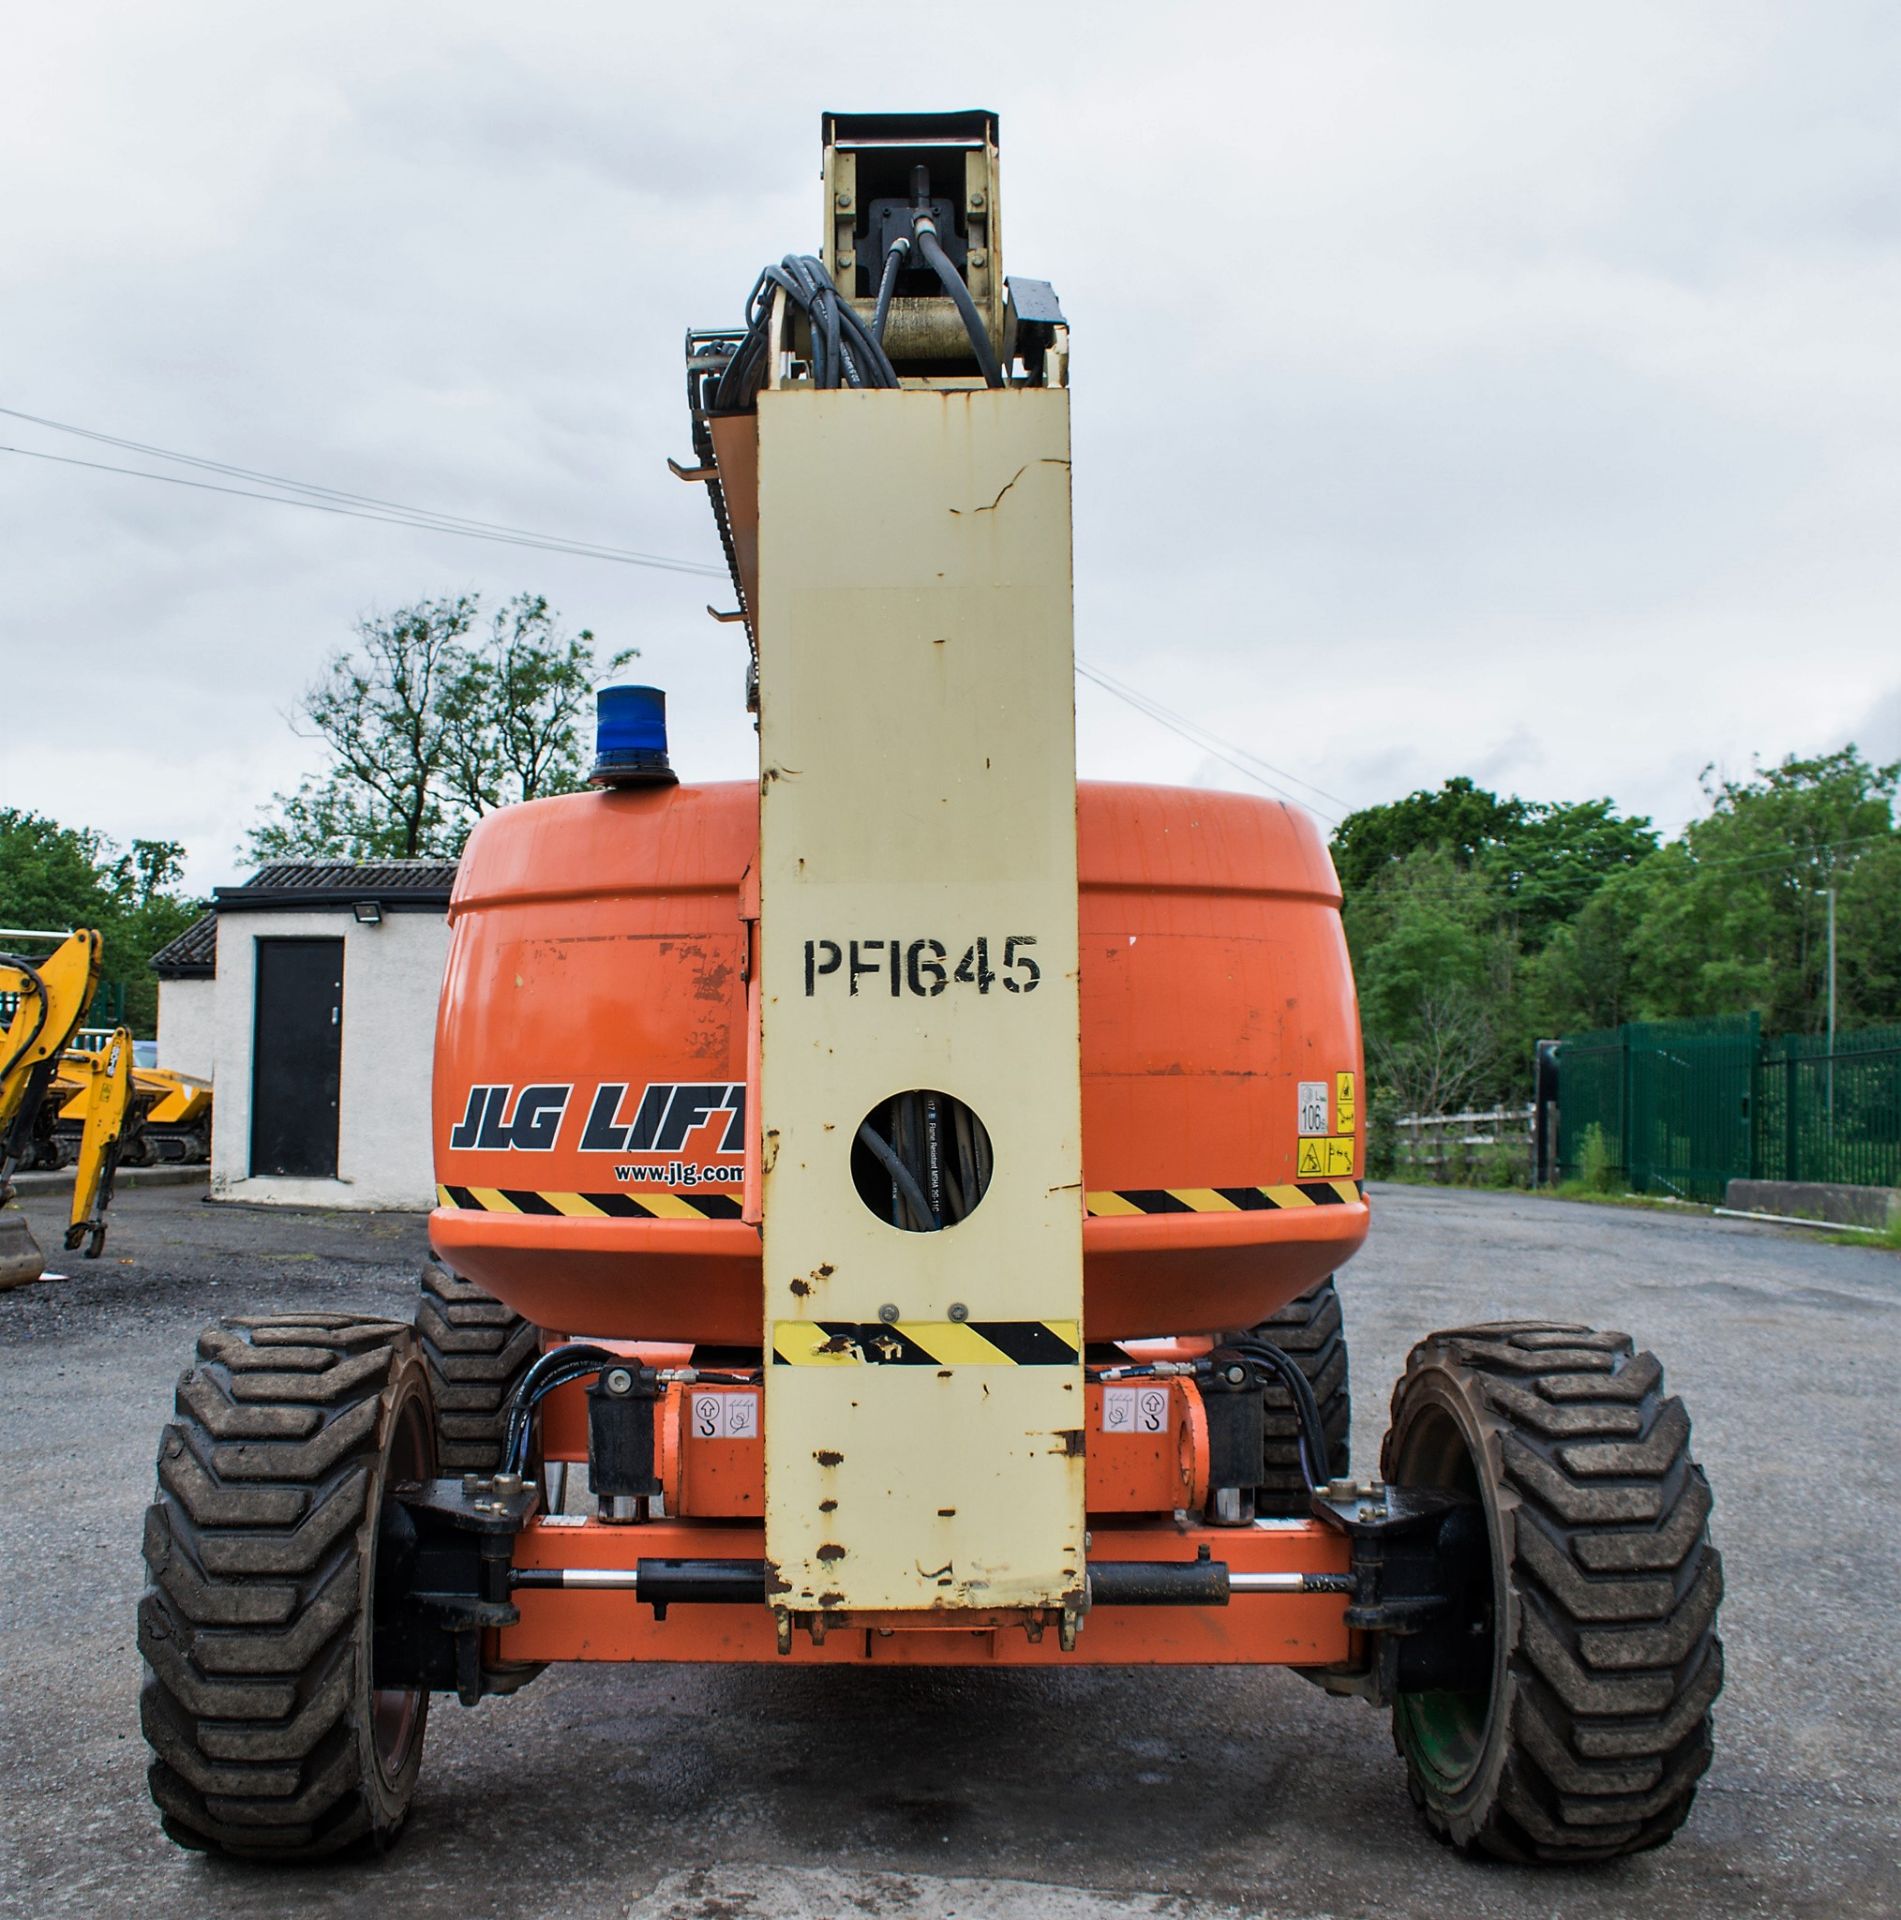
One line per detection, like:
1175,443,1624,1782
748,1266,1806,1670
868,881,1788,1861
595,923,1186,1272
1,1181,1895,1919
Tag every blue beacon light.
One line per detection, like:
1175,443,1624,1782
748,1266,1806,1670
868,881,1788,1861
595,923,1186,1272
589,684,678,788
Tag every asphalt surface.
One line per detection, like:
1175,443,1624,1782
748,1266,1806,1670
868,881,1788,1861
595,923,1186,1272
1,1182,1895,1919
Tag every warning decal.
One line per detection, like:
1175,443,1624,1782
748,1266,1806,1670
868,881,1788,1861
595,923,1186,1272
1335,1071,1357,1133
1102,1385,1171,1435
1296,1136,1357,1178
691,1390,759,1439
1297,1080,1329,1135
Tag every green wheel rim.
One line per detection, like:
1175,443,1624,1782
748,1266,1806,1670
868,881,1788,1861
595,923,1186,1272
1397,1685,1489,1789
1390,1395,1498,1794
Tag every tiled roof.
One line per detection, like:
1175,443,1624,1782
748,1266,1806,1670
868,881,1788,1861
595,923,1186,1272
213,859,458,915
151,862,459,978
149,911,218,978
238,861,461,894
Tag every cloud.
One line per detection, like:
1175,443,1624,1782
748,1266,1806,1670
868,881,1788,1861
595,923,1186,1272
1858,687,1901,765
3,1,1898,894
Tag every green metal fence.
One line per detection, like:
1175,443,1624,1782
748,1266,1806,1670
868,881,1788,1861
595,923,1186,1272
1754,1024,1901,1189
1555,1016,1759,1201
1555,1015,1901,1200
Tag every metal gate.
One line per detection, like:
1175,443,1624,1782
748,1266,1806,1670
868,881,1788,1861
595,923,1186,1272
1555,1016,1759,1202
1754,1025,1901,1188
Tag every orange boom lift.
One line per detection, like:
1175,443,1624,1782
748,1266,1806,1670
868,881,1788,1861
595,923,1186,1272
137,112,1724,1870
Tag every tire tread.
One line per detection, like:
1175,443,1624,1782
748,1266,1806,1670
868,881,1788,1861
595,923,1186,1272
1384,1320,1722,1865
416,1256,537,1471
138,1314,427,1859
1250,1277,1351,1514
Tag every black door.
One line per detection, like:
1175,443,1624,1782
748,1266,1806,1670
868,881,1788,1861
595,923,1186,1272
250,938,344,1177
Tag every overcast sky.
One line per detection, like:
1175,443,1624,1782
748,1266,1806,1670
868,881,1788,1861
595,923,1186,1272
4,2,1898,896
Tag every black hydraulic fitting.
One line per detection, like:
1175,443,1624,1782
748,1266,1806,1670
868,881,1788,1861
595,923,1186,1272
1201,1346,1267,1525
637,1558,768,1619
587,1363,662,1498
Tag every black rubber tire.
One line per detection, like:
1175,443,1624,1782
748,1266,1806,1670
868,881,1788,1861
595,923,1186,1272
1381,1321,1723,1864
138,1314,435,1859
1251,1275,1351,1515
416,1255,538,1473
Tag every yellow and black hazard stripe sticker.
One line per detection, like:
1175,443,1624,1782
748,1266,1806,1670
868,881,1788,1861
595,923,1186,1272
1085,1180,1364,1216
436,1183,744,1222
772,1319,1081,1367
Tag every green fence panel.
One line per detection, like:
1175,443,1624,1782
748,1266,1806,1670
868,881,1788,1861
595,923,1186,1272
1560,1015,1901,1200
1555,1027,1627,1185
1557,1015,1759,1202
1755,1024,1901,1189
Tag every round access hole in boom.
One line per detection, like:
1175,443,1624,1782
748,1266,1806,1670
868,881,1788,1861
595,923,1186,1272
851,1090,992,1231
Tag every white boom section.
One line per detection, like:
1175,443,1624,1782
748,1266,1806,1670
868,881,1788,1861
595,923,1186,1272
757,384,1085,1615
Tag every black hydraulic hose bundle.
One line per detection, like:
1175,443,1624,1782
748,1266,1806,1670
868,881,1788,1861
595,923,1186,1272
1222,1335,1333,1492
857,1118,937,1229
501,1343,621,1477
0,955,49,1091
500,1343,762,1478
0,955,53,1178
859,1092,991,1232
712,253,900,412
709,181,1004,410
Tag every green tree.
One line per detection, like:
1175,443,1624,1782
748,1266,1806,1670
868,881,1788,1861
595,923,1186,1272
0,810,197,1035
1521,858,1660,1035
1483,799,1658,952
1334,784,1655,1107
1344,848,1520,1114
1836,835,1901,1020
1618,749,1899,1032
1330,777,1523,898
1333,744,1900,1127
245,593,631,863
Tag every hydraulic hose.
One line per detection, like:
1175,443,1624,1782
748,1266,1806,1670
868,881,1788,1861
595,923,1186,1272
871,236,909,344
0,955,49,1091
913,221,1003,388
716,254,900,410
1221,1336,1333,1492
857,1119,938,1230
500,1342,621,1476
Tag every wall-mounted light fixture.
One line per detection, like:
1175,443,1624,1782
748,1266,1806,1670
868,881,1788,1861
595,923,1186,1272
352,900,383,926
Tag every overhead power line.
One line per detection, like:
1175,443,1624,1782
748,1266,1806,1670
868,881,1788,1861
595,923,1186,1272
0,407,726,576
1076,660,1345,823
4,401,1354,816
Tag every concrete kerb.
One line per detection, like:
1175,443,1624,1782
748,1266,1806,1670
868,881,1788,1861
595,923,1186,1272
9,1166,209,1195
1724,1179,1901,1231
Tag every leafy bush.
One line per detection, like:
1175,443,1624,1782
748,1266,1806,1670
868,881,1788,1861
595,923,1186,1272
1579,1121,1617,1194
1366,1089,1398,1177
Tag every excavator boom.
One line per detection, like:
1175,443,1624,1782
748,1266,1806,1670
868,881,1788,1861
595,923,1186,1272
0,929,126,1285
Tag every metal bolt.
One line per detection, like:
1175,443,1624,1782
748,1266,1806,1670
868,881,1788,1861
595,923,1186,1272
605,1367,634,1395
947,1302,969,1323
492,1472,523,1498
461,1473,482,1498
1224,1364,1247,1386
836,190,852,208
877,1303,900,1324
969,191,985,209
969,249,987,267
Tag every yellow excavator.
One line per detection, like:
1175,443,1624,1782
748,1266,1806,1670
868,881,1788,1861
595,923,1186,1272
50,1048,211,1168
1,929,136,1286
